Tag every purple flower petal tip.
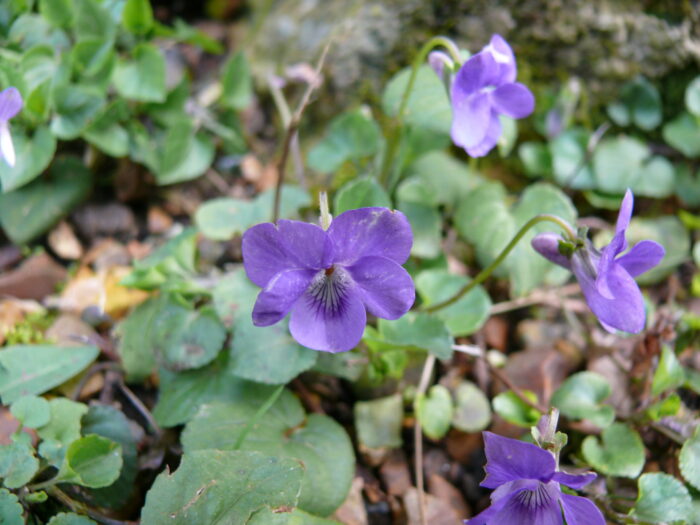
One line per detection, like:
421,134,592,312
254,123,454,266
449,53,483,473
0,87,22,167
531,190,663,333
450,34,532,157
465,432,605,525
242,207,415,353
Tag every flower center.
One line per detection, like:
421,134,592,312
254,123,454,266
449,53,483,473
516,482,553,509
307,266,349,315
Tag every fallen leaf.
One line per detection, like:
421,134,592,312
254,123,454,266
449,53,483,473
404,487,462,525
379,450,412,497
332,476,368,525
0,253,67,300
148,206,174,235
428,474,470,519
48,221,83,260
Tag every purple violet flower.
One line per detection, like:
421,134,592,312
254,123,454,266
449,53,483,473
532,189,665,333
0,87,23,167
465,432,604,525
242,207,415,353
450,34,534,157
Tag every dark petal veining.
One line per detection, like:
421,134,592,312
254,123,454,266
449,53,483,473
481,432,556,489
289,267,367,353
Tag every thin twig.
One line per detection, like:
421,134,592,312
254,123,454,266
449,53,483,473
272,43,331,222
489,283,584,315
117,379,161,436
487,361,549,414
48,487,137,525
71,362,122,401
413,354,436,525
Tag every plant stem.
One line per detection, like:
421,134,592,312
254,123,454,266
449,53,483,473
272,43,330,223
47,487,136,525
424,214,577,313
413,353,436,525
377,36,462,188
233,384,285,450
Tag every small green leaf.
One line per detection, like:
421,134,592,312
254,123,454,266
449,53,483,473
551,371,614,428
114,43,166,103
406,151,481,209
195,186,310,241
581,423,645,478
607,76,662,130
122,0,153,35
220,52,252,110
182,392,354,517
0,488,24,525
0,440,39,489
81,405,138,508
492,390,541,427
382,65,451,134
248,507,341,525
51,84,104,139
0,156,92,244
519,142,553,179
354,394,403,449
0,126,56,193
452,381,492,432
0,344,98,404
212,270,318,384
47,513,97,525
56,435,122,488
308,110,381,173
377,312,453,360
631,473,692,523
549,128,595,189
73,0,115,41
663,112,700,158
415,269,491,337
398,201,441,259
651,346,685,396
334,176,391,214
645,393,681,421
153,119,215,185
37,398,89,466
153,355,276,428
39,0,73,26
497,115,518,156
592,135,649,194
10,395,50,428
685,76,700,117
141,451,304,525
680,425,700,491
416,385,454,440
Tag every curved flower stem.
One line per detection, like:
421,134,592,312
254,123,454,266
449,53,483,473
232,384,285,450
413,353,436,525
425,214,577,313
377,36,463,188
272,43,330,223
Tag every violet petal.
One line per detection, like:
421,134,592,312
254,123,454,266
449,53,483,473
491,481,562,525
616,240,665,277
465,111,502,157
242,220,331,287
0,87,22,122
480,432,556,489
595,231,627,299
531,232,572,270
452,51,499,97
573,254,646,333
491,83,535,119
252,268,315,326
0,124,15,167
347,255,415,320
289,272,366,352
560,493,606,525
486,34,517,84
551,471,596,490
327,208,412,266
451,91,492,151
616,189,634,235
